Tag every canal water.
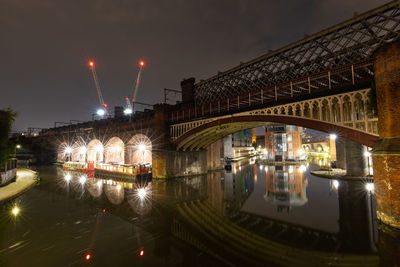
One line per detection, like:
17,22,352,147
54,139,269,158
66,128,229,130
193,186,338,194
0,161,379,266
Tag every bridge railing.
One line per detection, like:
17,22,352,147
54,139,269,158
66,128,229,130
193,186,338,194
169,61,373,123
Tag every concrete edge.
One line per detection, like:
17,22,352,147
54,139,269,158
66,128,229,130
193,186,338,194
310,170,373,181
0,168,38,205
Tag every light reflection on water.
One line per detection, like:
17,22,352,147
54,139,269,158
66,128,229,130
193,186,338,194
0,162,380,266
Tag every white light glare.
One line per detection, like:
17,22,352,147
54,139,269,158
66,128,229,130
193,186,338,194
79,146,86,154
333,180,339,190
124,108,132,115
137,188,147,200
97,109,105,116
116,184,121,191
364,151,372,157
138,144,146,152
298,149,305,155
97,180,102,187
79,175,86,184
366,183,374,192
299,165,307,172
65,173,71,181
65,146,72,154
329,134,337,140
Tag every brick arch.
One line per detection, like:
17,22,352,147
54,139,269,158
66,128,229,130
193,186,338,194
173,115,378,150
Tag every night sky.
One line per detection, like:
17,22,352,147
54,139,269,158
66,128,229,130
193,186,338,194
1,0,383,131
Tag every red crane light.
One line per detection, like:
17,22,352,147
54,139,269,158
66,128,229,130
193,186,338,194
85,253,91,261
103,103,108,108
89,61,95,67
139,61,145,67
139,250,144,256
125,97,129,101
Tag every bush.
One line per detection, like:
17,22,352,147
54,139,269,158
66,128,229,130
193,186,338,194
0,109,17,165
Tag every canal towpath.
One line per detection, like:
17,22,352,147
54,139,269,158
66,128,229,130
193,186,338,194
0,168,37,204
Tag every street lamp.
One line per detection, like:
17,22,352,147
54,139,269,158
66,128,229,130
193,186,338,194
124,108,133,115
97,109,105,116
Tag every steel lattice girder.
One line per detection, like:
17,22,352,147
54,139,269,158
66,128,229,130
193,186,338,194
194,1,400,105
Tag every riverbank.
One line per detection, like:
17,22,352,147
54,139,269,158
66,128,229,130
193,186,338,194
310,168,373,181
0,168,38,204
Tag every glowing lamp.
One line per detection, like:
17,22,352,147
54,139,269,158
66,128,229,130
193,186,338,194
116,184,121,191
16,144,21,149
85,253,91,261
364,151,371,157
139,61,145,67
366,183,374,192
139,249,144,256
88,61,94,67
333,180,339,189
124,108,133,115
65,146,72,154
12,206,20,216
138,188,146,199
138,144,146,152
65,173,71,181
329,134,337,140
79,175,86,184
97,109,105,116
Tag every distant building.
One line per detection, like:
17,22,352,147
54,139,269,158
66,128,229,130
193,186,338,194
264,125,302,161
232,129,252,147
264,165,308,212
302,135,337,161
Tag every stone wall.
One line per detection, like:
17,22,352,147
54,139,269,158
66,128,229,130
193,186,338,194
153,150,207,178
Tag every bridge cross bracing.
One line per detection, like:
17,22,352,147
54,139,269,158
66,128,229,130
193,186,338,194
193,1,400,105
171,89,378,150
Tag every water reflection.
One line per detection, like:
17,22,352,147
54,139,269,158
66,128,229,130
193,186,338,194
0,162,387,266
264,165,308,212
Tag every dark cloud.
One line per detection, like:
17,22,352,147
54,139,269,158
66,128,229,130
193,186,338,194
0,0,384,131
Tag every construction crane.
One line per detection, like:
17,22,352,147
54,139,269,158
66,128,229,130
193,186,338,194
88,60,108,116
124,60,145,115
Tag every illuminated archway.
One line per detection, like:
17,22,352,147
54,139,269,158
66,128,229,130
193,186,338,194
104,137,124,164
57,142,71,162
126,134,152,164
71,142,87,162
87,139,104,163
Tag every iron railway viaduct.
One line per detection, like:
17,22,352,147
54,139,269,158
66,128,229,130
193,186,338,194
26,1,400,229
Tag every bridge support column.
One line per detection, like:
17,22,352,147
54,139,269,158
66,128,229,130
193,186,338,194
372,41,400,229
335,137,346,170
345,139,368,177
223,135,233,158
207,139,223,170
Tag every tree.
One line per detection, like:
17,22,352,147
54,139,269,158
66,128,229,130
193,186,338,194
0,109,17,165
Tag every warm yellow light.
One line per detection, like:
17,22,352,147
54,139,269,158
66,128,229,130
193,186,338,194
12,207,20,216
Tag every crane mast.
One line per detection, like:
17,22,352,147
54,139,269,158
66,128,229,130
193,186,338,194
88,60,108,115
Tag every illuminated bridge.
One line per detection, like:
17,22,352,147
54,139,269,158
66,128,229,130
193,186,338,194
168,1,400,150
26,1,400,230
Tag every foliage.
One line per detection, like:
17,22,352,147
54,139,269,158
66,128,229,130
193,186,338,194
0,109,17,165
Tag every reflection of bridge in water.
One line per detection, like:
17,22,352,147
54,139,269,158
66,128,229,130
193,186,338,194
172,200,378,267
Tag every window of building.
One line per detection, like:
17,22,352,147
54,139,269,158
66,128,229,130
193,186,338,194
289,151,293,158
289,143,293,149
